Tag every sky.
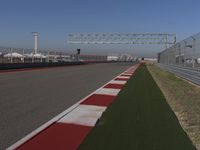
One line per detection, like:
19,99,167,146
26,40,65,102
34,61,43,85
0,0,200,57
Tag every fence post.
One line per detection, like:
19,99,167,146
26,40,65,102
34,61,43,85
10,48,13,63
191,36,196,68
178,44,181,66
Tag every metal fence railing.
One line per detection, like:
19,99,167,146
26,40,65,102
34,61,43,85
0,47,75,63
158,32,200,68
157,63,200,85
0,47,132,64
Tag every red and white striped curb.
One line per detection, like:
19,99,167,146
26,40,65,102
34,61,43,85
7,63,140,150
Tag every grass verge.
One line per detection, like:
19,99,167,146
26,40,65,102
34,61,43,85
147,64,200,150
78,65,196,150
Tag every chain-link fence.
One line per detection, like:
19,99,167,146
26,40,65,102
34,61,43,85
158,32,200,68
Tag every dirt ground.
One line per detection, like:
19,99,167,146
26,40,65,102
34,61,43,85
148,64,200,150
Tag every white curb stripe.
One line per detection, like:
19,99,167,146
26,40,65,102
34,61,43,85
117,76,130,79
95,88,120,96
58,105,106,127
121,73,132,76
109,80,127,85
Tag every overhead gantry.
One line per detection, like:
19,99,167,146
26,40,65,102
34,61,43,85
67,33,176,49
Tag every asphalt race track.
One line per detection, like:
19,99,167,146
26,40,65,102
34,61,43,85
0,62,133,149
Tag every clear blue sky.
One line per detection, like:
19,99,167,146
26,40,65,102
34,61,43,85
0,0,200,57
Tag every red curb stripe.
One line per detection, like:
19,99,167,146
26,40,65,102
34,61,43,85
104,83,124,89
16,123,92,150
81,94,116,106
114,78,129,81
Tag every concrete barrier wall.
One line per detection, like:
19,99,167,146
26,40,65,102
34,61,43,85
0,62,87,70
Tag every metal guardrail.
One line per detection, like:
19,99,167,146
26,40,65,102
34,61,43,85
0,62,87,70
157,63,200,85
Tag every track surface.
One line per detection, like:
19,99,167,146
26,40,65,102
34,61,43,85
0,62,133,149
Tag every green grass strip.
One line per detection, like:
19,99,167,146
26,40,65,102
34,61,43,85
79,65,196,150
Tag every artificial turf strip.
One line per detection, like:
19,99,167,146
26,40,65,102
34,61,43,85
78,65,196,150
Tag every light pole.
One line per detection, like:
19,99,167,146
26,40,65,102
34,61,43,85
22,48,25,63
10,48,13,63
32,32,38,54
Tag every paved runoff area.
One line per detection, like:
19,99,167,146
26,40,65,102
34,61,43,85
0,62,134,149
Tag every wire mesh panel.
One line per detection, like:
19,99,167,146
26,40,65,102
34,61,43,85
158,33,200,68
